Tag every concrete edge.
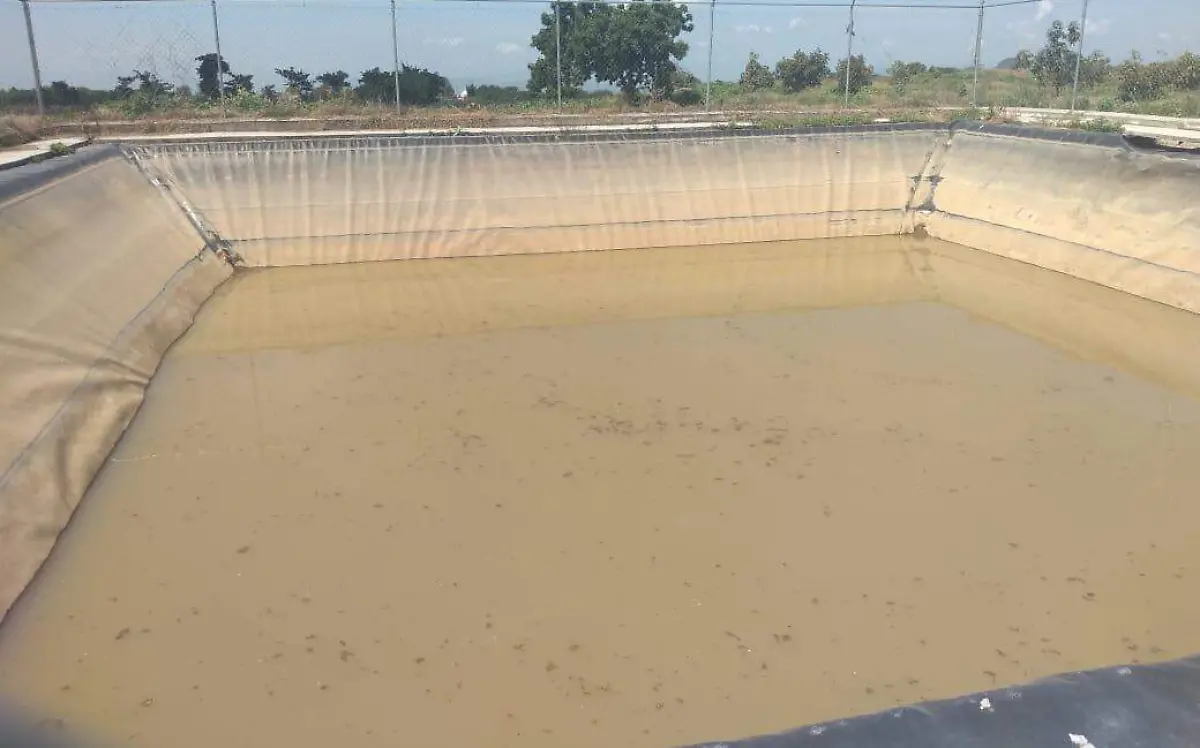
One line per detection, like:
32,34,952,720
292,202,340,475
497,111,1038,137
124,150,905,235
0,138,93,173
0,143,115,205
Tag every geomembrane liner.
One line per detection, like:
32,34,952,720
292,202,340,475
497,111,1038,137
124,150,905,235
1,124,1198,747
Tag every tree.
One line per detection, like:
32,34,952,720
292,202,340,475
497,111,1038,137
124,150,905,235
1011,50,1035,71
1077,51,1111,87
528,1,609,96
887,60,927,87
396,65,453,104
114,70,174,100
1174,52,1200,91
356,65,452,105
671,87,702,106
1116,51,1172,103
316,70,351,96
226,73,254,95
775,49,830,92
1027,21,1109,92
46,80,82,107
196,53,230,99
836,55,874,95
356,67,393,102
591,0,693,100
112,70,176,113
276,67,314,101
1030,20,1082,93
664,65,702,104
464,84,531,105
739,52,776,91
526,0,693,102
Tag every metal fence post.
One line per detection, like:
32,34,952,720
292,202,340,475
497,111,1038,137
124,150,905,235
844,0,857,107
554,2,563,111
1069,0,1090,112
972,0,985,107
209,0,226,117
391,0,401,110
21,0,45,116
705,0,715,112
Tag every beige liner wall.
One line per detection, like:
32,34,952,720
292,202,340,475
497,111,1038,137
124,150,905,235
922,129,1200,314
0,153,231,619
1,125,1197,620
135,127,1200,313
138,130,940,265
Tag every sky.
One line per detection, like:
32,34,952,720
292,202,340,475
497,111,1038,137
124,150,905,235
1,0,1197,92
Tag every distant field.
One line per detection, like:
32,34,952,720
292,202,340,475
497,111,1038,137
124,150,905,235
3,68,1198,144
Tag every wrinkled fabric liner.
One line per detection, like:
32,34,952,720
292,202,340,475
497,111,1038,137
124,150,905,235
921,126,1200,314
0,152,231,619
133,129,941,265
128,124,1200,313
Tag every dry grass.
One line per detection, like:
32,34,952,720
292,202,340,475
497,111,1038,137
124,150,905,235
0,114,43,148
37,98,739,139
16,68,1198,140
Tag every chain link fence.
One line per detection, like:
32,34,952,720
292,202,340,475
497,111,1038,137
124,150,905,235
5,0,1189,121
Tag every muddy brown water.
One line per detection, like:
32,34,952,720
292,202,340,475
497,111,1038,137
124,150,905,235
2,237,1200,748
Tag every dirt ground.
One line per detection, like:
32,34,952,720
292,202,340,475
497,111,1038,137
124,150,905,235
2,237,1199,748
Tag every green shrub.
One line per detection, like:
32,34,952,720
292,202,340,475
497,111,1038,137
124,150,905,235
1068,118,1123,133
835,55,874,96
1172,52,1200,90
464,84,532,105
945,107,986,121
670,87,702,106
775,49,831,93
887,61,927,90
739,53,776,92
1117,56,1171,102
227,89,271,111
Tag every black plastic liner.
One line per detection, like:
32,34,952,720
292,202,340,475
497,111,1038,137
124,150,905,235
688,656,1200,748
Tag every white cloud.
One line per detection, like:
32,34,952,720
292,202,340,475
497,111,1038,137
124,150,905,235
1004,18,1038,44
1157,32,1173,41
424,37,464,47
788,16,805,30
496,42,522,55
1034,0,1053,21
735,23,773,35
1084,18,1112,37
